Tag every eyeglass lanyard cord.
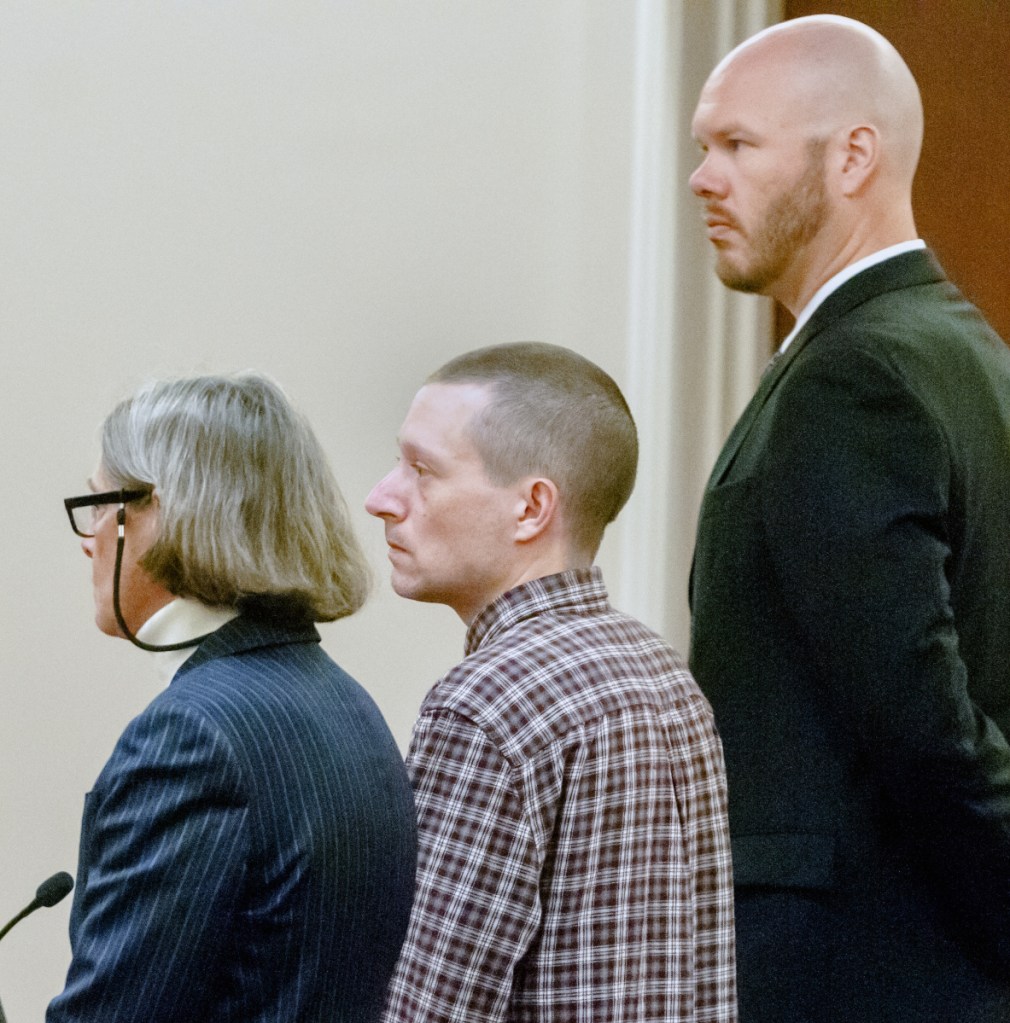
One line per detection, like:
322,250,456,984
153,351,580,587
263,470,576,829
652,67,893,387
113,504,215,653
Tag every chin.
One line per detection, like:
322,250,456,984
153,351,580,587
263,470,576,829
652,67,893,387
391,575,446,609
95,617,122,639
389,573,421,602
716,260,761,294
93,603,123,639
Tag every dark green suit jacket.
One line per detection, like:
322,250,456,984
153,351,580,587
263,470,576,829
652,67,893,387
691,249,1010,1022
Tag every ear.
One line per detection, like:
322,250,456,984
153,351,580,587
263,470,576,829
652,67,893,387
837,124,879,197
514,477,560,543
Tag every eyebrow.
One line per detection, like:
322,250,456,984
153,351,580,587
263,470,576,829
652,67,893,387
399,439,435,462
399,437,453,473
700,124,745,143
695,114,756,138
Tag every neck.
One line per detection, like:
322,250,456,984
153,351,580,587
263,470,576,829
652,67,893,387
775,202,918,316
458,541,588,625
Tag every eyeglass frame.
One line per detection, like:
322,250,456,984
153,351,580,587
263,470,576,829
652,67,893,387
64,488,152,539
62,485,212,652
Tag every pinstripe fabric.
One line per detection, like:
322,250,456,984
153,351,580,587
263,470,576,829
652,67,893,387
382,569,735,1023
48,615,417,1023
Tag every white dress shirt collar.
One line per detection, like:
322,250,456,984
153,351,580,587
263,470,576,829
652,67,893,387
137,597,239,685
779,240,926,354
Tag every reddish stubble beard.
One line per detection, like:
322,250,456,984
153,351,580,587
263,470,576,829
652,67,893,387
714,140,829,297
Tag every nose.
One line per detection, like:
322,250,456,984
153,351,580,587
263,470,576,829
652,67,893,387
365,470,402,521
689,152,722,199
81,535,95,559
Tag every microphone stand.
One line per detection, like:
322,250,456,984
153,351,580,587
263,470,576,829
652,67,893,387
0,872,74,1023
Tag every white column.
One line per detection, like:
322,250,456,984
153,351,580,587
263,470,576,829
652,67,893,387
617,0,780,651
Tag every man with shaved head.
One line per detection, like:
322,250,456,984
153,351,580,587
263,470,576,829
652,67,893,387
371,342,735,1023
689,15,1010,1022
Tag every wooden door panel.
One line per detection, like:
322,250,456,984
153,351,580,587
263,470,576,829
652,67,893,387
782,1,1010,344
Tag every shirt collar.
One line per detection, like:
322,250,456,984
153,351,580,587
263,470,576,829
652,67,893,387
137,597,239,685
779,240,926,354
465,567,609,656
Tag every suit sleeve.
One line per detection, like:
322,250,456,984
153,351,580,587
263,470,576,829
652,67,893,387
47,701,248,1022
761,345,1010,969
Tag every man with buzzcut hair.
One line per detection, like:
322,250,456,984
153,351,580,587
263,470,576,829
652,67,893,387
689,14,1010,1022
368,341,735,1023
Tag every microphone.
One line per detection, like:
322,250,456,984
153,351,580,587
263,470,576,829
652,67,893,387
0,871,74,943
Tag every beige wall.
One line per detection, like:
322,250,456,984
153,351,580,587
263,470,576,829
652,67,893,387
0,2,774,1016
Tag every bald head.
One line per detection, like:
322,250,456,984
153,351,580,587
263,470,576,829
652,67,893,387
710,16,923,187
690,16,922,312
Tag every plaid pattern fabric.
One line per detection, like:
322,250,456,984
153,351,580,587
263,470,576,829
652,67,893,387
382,569,736,1023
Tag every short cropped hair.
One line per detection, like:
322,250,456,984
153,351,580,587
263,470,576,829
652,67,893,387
100,373,369,622
429,342,638,557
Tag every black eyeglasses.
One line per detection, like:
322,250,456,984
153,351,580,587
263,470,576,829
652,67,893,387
64,489,151,538
64,485,212,653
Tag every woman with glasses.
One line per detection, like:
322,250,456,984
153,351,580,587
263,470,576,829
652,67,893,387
50,373,416,1023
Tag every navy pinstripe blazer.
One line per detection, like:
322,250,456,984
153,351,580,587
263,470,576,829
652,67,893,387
48,615,416,1023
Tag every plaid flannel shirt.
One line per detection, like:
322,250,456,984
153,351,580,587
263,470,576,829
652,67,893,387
382,569,736,1023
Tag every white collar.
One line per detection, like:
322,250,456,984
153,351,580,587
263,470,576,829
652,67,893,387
137,597,239,685
779,240,926,354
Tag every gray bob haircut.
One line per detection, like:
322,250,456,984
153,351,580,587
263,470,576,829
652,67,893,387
429,342,638,557
100,372,369,622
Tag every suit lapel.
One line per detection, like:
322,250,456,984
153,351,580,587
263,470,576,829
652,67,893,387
708,316,823,487
707,249,946,488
